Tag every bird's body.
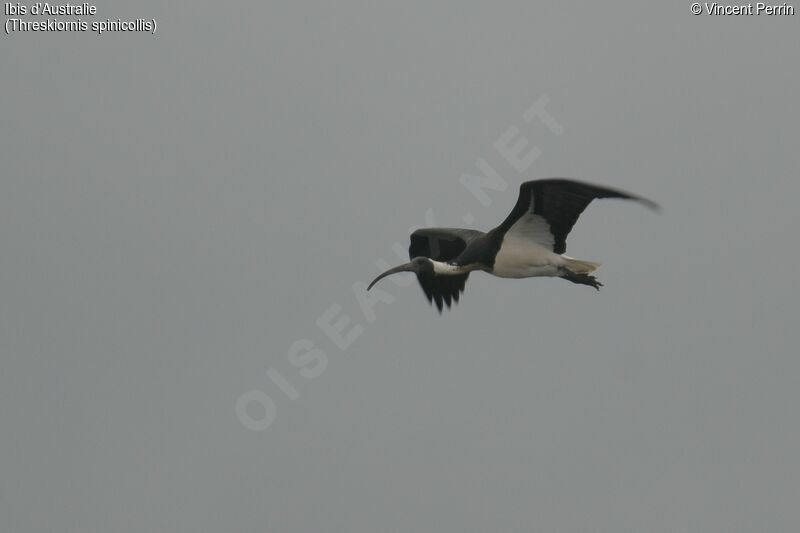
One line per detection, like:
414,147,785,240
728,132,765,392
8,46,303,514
368,178,658,312
492,234,561,279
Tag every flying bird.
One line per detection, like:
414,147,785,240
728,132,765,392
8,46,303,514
368,178,658,312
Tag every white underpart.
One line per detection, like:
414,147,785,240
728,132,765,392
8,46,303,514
489,212,561,278
431,260,473,275
506,212,555,250
492,233,565,278
428,209,599,279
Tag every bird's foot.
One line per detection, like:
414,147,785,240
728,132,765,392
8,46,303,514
559,268,603,291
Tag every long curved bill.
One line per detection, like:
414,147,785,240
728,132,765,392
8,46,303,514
367,262,415,291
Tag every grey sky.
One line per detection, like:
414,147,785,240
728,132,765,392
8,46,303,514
1,1,799,532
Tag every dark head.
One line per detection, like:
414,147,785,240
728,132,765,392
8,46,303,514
367,256,433,290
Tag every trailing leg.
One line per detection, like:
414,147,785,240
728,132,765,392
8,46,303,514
559,268,603,290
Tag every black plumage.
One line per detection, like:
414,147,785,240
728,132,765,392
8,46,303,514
408,228,482,311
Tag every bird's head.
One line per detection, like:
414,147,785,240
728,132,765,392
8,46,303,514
367,256,433,290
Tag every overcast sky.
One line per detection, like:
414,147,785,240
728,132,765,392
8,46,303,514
2,1,799,532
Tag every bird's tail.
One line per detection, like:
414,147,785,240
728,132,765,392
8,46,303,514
561,256,601,274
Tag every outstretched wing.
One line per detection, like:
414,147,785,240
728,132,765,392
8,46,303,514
409,228,483,312
496,179,658,254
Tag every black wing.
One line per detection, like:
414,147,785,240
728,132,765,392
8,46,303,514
496,179,658,254
409,228,483,312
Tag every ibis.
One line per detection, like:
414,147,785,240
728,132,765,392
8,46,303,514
368,178,658,312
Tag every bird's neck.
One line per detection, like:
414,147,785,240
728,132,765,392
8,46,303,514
430,260,473,275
